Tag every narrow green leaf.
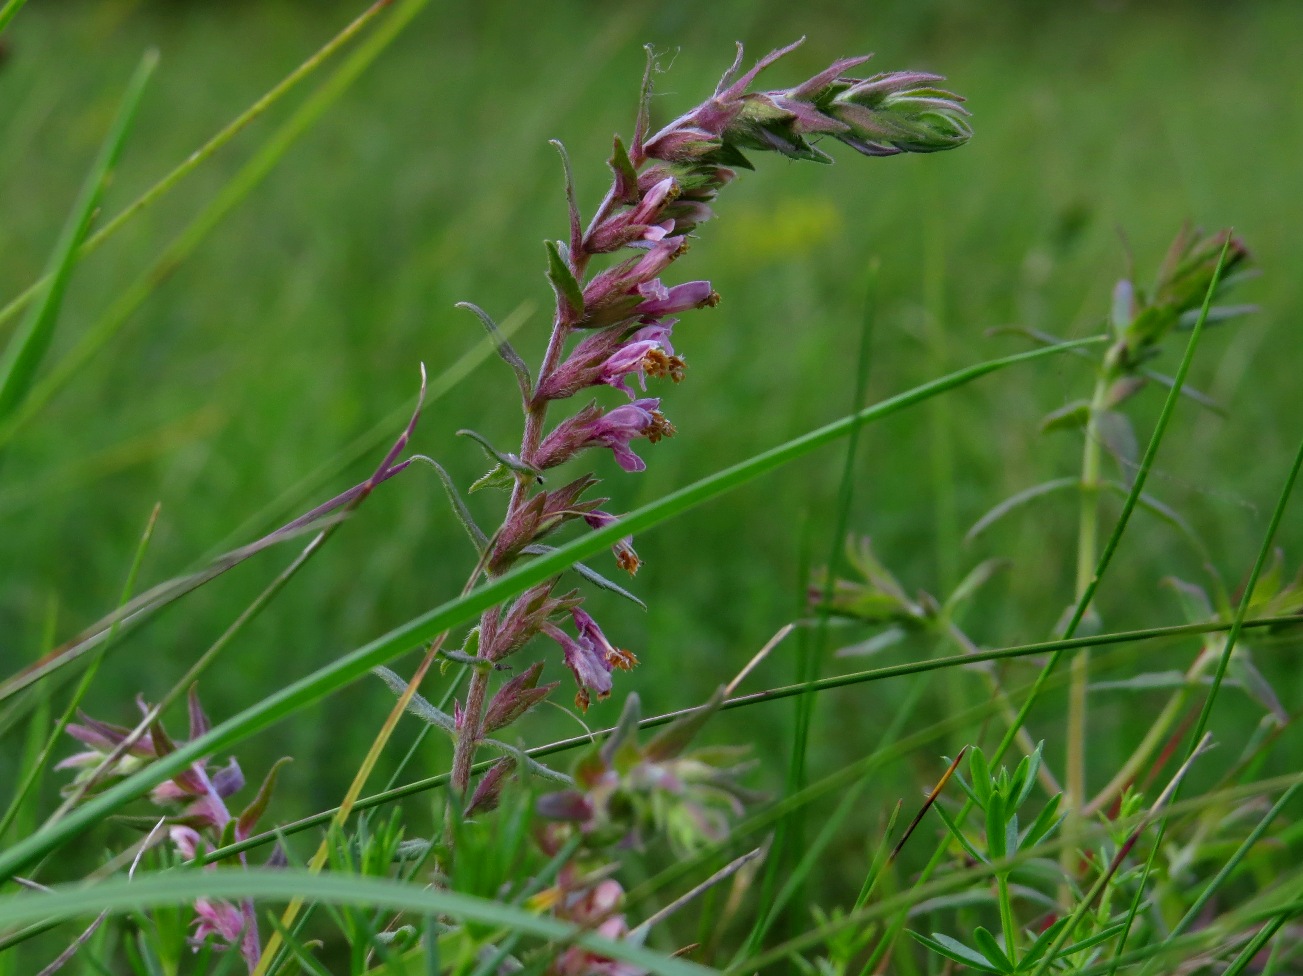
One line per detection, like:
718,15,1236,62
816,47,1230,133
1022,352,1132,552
933,802,986,864
0,0,30,35
0,51,156,426
455,302,532,402
909,931,1002,973
972,926,1015,973
545,240,585,318
1019,793,1063,850
985,790,1007,860
371,667,456,736
968,748,992,805
1038,399,1091,433
409,456,488,552
943,558,1009,616
523,544,646,610
966,478,1077,542
0,870,718,976
457,429,541,481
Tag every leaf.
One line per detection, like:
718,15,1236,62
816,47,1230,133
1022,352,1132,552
1019,793,1063,850
370,667,456,737
1228,647,1289,723
1177,303,1258,329
965,478,1077,542
607,135,640,205
236,757,292,841
908,932,1004,973
1021,916,1072,969
985,789,1007,860
1161,576,1215,623
549,140,583,256
933,801,986,865
522,544,647,610
1096,409,1139,483
545,240,585,320
407,456,488,552
456,430,541,482
967,748,992,805
943,559,1009,616
1012,742,1042,810
455,303,532,403
1089,671,1198,692
972,926,1015,974
0,52,157,427
833,626,906,658
469,463,516,493
1038,399,1091,433
1107,485,1203,556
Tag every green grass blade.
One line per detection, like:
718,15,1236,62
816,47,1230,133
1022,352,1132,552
0,337,1095,881
0,50,155,428
0,871,716,976
0,0,27,34
0,2,392,336
0,0,431,451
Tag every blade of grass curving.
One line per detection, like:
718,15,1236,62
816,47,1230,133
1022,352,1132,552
0,51,155,433
0,503,159,843
200,610,1295,867
0,871,715,976
0,0,431,451
0,338,1095,882
0,1,393,336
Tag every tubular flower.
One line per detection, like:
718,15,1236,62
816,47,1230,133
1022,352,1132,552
534,398,674,473
535,321,683,402
543,609,635,711
585,510,641,575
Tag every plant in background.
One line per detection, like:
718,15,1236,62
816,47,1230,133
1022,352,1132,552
57,688,288,971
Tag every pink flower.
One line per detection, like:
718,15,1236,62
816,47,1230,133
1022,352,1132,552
534,399,675,473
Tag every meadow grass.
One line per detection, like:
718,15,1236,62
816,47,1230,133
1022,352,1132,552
1,1,1301,972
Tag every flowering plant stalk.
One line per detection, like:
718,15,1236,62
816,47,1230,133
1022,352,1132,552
440,38,972,803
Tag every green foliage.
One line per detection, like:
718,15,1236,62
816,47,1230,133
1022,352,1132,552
2,3,1302,975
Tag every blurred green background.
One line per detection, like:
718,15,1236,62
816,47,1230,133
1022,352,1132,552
3,0,1301,904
